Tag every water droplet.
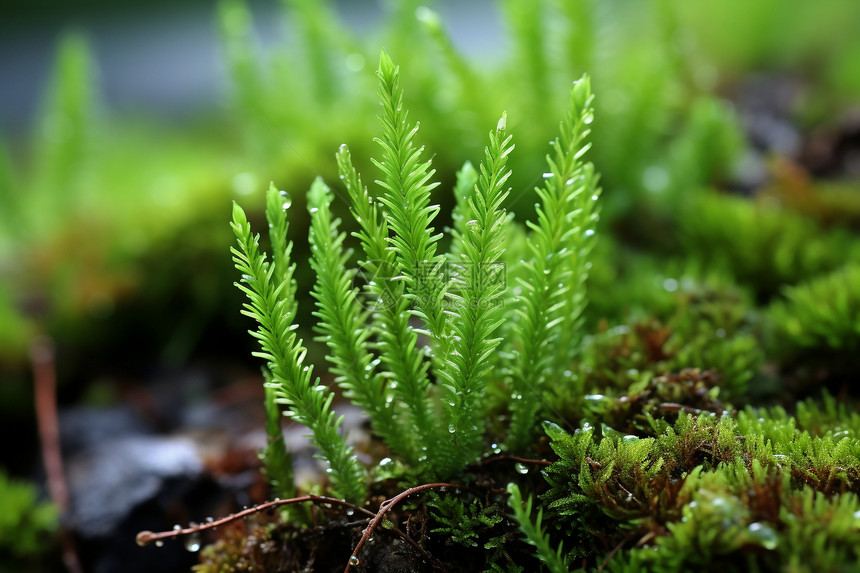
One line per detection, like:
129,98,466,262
349,556,360,566
309,207,319,214
155,540,164,548
184,533,201,552
346,508,355,517
584,229,595,238
542,172,553,179
583,113,594,124
747,522,778,550
280,190,292,210
465,219,479,232
448,424,456,433
173,524,182,531
584,394,604,401
515,463,529,474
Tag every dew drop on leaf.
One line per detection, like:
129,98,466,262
349,556,360,566
280,190,292,210
515,463,529,474
747,522,778,550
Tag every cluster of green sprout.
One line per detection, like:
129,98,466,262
224,46,860,572
2,0,860,570
231,51,600,503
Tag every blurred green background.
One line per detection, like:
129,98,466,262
1,0,859,569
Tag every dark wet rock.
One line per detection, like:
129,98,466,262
66,435,203,539
60,406,152,456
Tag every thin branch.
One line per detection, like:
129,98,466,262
389,528,448,573
32,336,83,573
137,485,455,572
344,482,462,573
135,495,373,547
658,402,704,415
482,454,552,467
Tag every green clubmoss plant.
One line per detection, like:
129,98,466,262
768,262,860,354
230,51,600,501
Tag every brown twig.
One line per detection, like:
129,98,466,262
482,454,552,467
658,402,703,415
136,494,374,547
344,482,462,573
598,535,630,573
32,336,83,573
137,487,450,571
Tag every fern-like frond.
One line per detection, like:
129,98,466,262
436,114,515,475
307,177,412,459
283,0,341,106
265,182,297,309
336,144,431,464
231,195,366,503
448,160,480,262
507,75,599,451
373,51,448,345
259,372,300,505
416,7,481,119
506,483,569,573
